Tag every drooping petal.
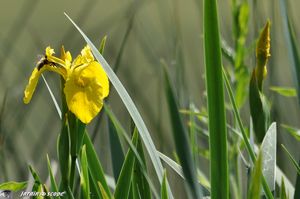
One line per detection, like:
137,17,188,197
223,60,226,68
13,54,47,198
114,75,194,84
23,64,67,104
24,68,43,104
64,61,109,123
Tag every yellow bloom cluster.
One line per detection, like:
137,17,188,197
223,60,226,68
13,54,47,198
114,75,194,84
24,46,109,124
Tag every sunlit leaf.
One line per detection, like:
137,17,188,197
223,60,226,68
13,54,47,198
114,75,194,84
270,86,297,97
0,181,27,192
281,124,300,141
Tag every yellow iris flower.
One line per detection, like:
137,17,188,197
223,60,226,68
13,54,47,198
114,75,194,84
24,45,109,124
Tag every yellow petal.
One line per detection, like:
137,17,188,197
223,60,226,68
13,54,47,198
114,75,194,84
45,46,66,68
95,62,109,98
45,46,55,56
81,45,94,63
61,46,72,69
23,64,67,104
64,61,109,123
23,68,42,104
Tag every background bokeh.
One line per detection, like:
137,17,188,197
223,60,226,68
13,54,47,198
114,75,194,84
0,0,300,197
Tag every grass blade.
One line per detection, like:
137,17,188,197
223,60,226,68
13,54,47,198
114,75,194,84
161,170,168,199
204,0,228,198
105,104,159,198
295,163,300,199
281,145,300,175
57,119,71,188
80,145,90,199
164,69,202,198
281,178,288,199
98,182,111,199
82,131,112,199
131,128,151,199
42,75,62,119
158,151,184,178
46,155,59,195
247,151,263,199
108,117,124,181
65,13,174,199
114,130,138,199
276,167,294,198
281,124,300,141
279,0,300,100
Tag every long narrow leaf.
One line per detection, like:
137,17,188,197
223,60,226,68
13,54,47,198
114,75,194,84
108,117,124,181
83,131,112,199
247,151,263,199
131,128,151,199
281,145,300,175
46,155,59,195
204,0,228,198
276,167,295,198
65,13,174,199
57,119,71,187
157,151,184,178
161,170,168,199
114,130,138,199
80,145,90,199
164,69,202,198
279,0,300,100
105,104,159,198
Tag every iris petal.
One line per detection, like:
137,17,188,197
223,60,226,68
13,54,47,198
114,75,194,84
64,62,108,123
23,65,66,104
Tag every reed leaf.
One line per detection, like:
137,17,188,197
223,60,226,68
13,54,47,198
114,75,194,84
204,0,228,198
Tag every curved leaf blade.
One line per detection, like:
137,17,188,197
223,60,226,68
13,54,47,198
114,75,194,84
65,13,173,199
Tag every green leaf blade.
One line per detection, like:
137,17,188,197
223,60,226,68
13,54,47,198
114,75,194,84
247,151,263,199
114,130,138,199
270,86,297,97
204,0,229,198
164,69,202,198
0,181,27,192
65,13,174,199
83,131,112,199
46,155,59,195
80,145,90,199
161,170,168,199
